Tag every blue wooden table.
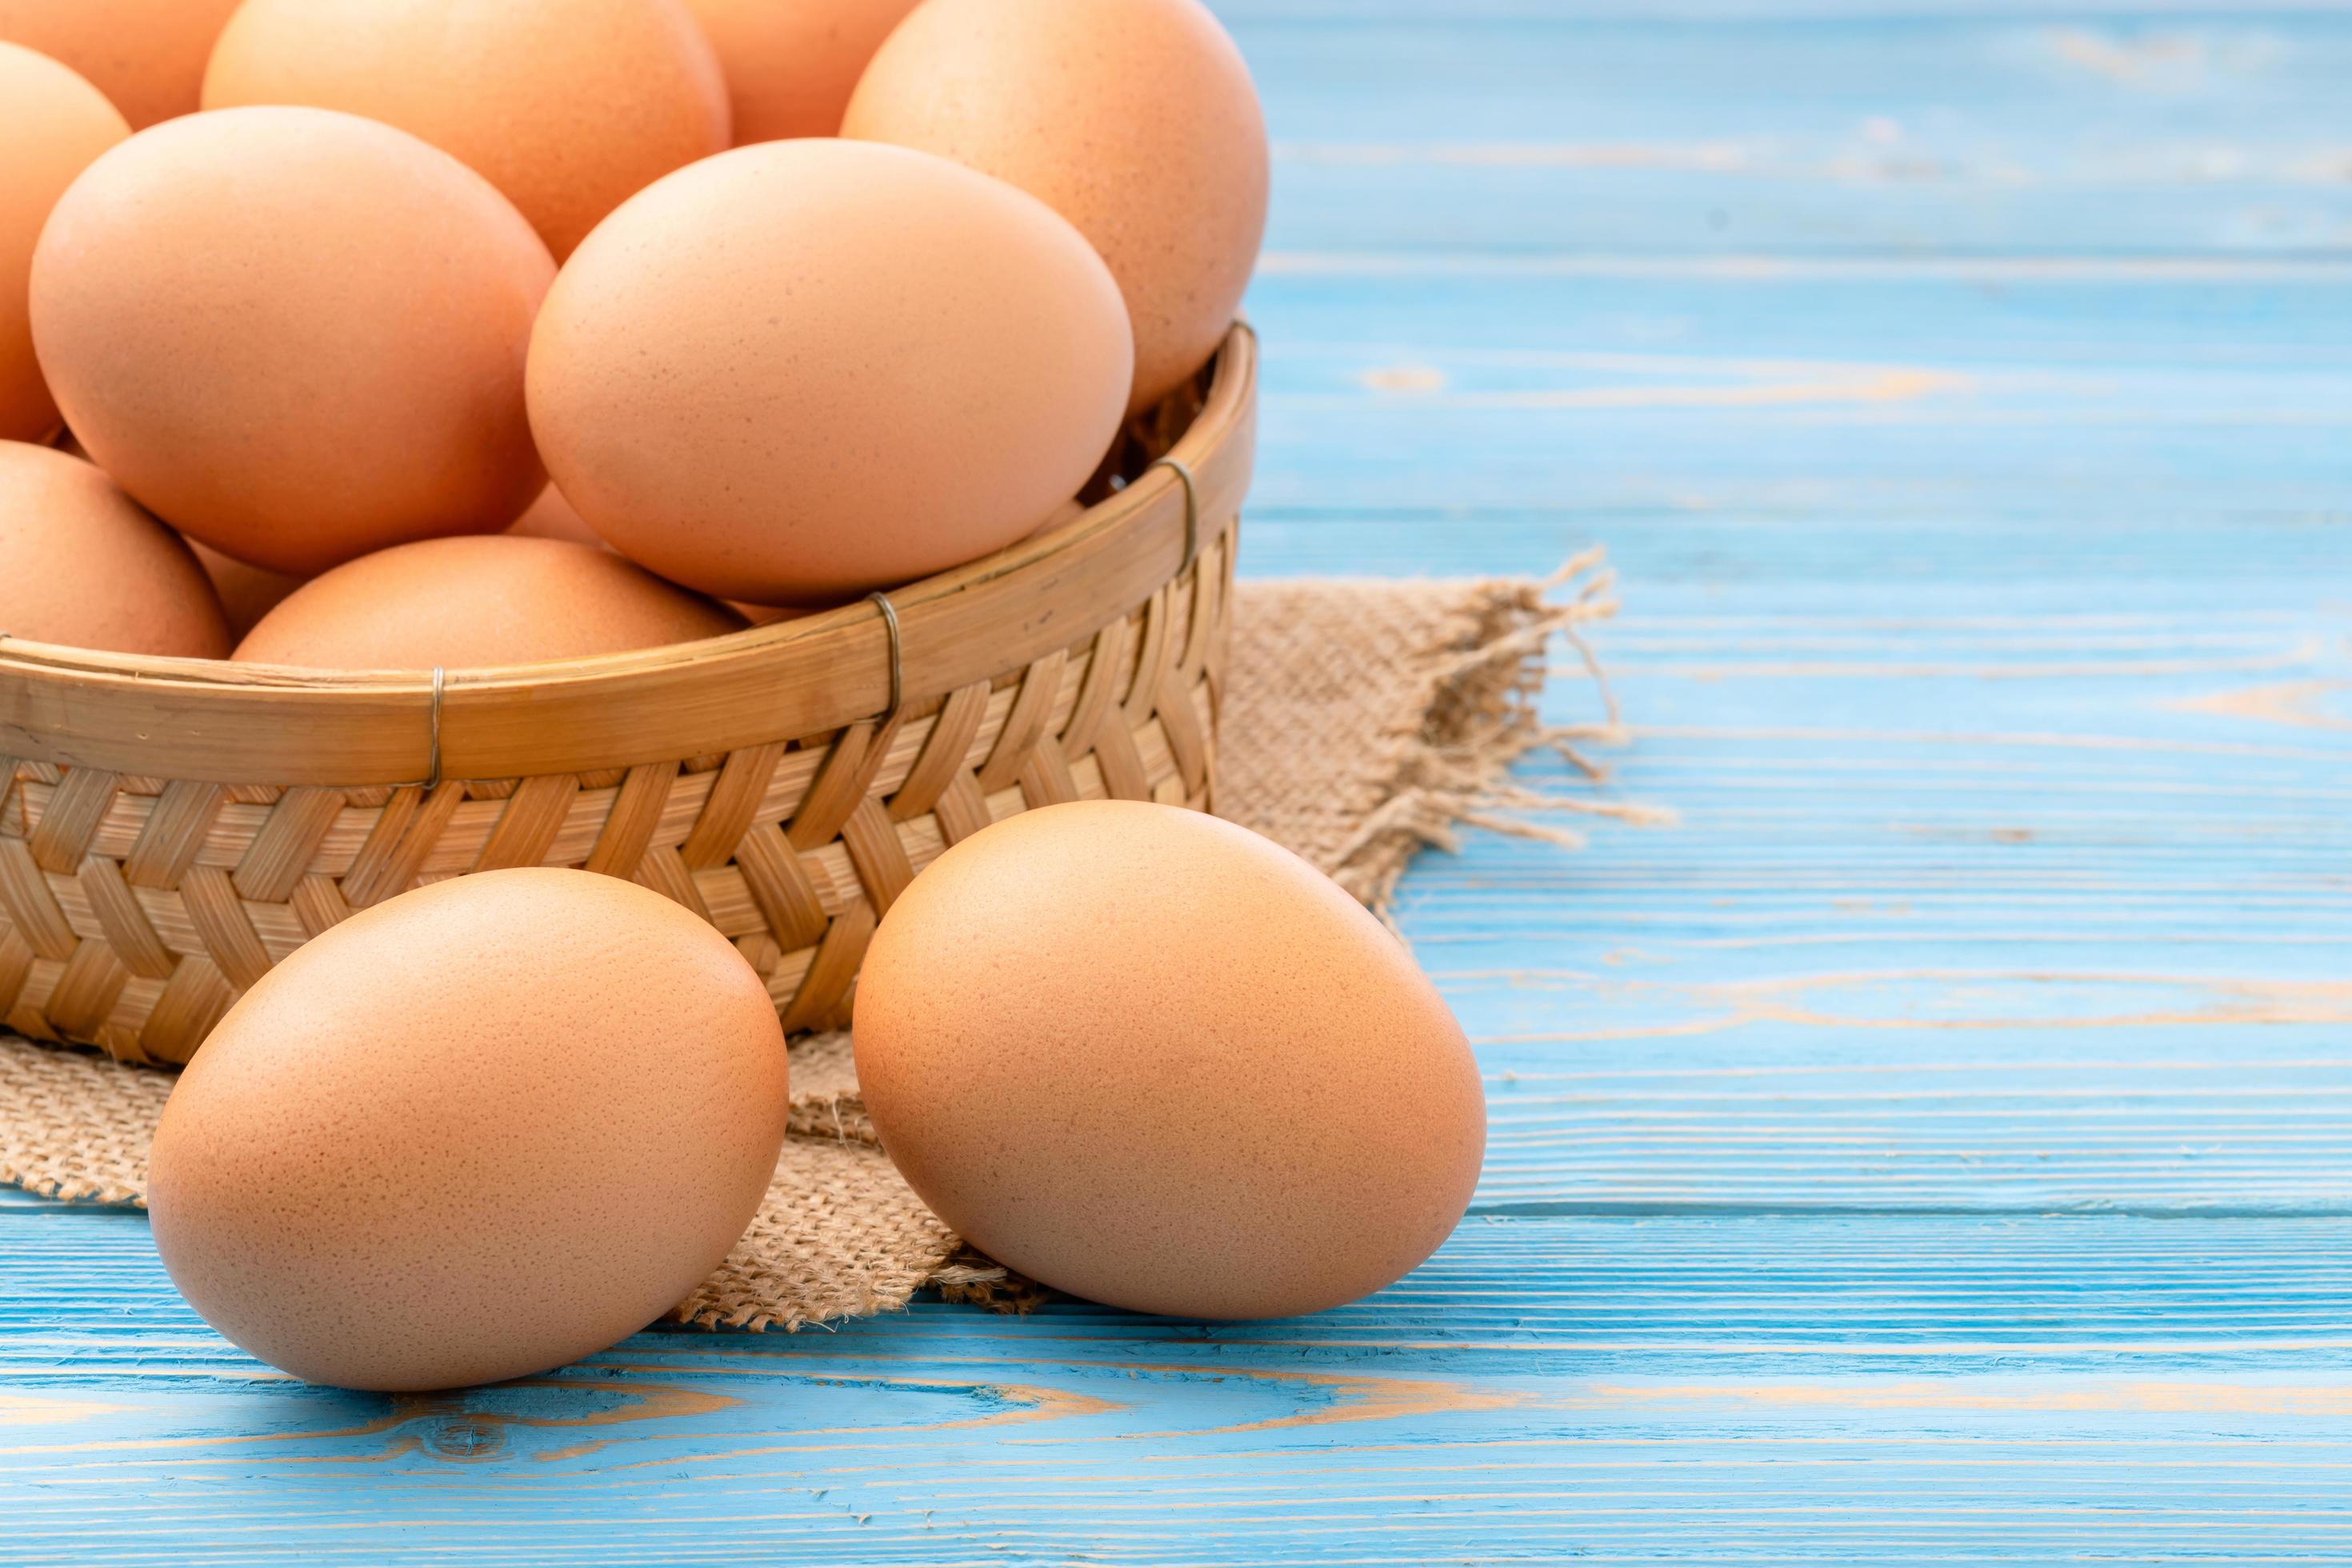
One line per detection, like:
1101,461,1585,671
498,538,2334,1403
8,2,2352,1560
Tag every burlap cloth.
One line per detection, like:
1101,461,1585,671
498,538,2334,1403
0,554,1640,1330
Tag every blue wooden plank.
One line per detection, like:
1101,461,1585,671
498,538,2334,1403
8,1198,2352,1564
8,2,2352,1560
1225,1,2352,18
1237,10,2352,256
1236,273,2352,528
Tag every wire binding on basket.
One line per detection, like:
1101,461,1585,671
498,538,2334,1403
1147,456,1202,571
405,665,446,791
864,590,904,730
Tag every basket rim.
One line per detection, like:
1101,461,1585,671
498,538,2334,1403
0,324,1255,786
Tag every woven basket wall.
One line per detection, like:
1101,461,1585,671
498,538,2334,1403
0,330,1256,1064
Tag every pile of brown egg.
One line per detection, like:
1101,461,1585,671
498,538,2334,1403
0,0,1266,666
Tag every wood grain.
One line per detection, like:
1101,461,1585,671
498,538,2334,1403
9,1193,2352,1562
4,2,2350,1561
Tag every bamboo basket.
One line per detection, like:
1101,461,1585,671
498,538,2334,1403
0,326,1256,1063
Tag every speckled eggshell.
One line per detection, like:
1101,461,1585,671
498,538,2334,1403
146,868,791,1391
234,534,746,670
0,44,127,444
843,0,1269,415
682,0,919,143
852,800,1487,1319
202,0,730,260
30,106,555,576
527,138,1132,603
0,0,241,129
0,439,230,657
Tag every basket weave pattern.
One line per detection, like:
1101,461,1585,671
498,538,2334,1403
0,550,1226,1062
0,338,1251,1063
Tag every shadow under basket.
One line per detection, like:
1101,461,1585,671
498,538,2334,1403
0,327,1258,1063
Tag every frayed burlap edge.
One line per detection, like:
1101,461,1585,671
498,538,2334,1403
2,556,1648,1331
1311,548,1670,919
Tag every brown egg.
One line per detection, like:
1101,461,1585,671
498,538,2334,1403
188,538,303,640
202,0,729,260
235,534,745,670
528,139,1131,604
0,440,230,657
30,106,554,576
506,482,606,549
0,0,240,129
0,44,127,444
844,0,1268,415
682,0,918,144
854,801,1486,1319
148,868,790,1390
